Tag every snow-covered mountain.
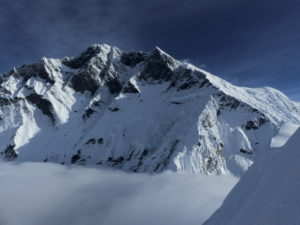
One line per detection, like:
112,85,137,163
0,44,299,175
203,126,300,225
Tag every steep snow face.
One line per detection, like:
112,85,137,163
0,44,299,175
203,127,300,225
271,122,299,147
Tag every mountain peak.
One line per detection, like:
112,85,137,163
149,46,175,62
151,46,168,55
0,44,299,175
62,44,113,69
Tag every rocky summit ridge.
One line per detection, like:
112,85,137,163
0,44,299,175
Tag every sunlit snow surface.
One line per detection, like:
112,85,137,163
0,162,237,225
204,127,300,225
0,44,299,176
271,122,299,147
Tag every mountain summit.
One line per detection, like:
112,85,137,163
0,44,299,175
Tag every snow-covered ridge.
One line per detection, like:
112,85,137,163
204,127,300,225
0,44,299,175
187,64,299,125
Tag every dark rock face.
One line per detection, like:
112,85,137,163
199,79,211,88
125,148,152,172
82,108,96,119
85,138,96,145
245,117,268,130
70,150,88,165
3,144,17,160
139,48,175,82
177,79,198,90
63,44,123,97
219,95,242,110
245,120,258,130
122,81,139,94
171,101,181,105
97,138,103,144
240,149,253,154
205,156,219,173
121,52,146,67
70,73,99,95
106,78,123,94
26,93,55,124
0,97,23,106
16,62,55,85
108,107,119,112
71,150,81,164
107,156,125,166
154,139,180,172
218,92,263,114
62,45,102,69
167,68,208,91
217,93,269,131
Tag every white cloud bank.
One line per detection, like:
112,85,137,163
0,162,237,225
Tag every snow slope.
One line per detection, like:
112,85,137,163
0,44,299,175
204,126,300,225
271,122,299,147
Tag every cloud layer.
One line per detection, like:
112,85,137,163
0,161,237,225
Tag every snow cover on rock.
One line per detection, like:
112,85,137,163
0,44,299,175
204,126,300,225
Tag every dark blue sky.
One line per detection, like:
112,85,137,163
0,0,299,100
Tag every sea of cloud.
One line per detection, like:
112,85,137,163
0,161,237,225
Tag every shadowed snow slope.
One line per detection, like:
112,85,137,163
204,127,300,225
0,44,299,175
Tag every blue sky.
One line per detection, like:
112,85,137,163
0,0,299,100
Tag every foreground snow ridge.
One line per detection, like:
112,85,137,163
204,127,300,225
0,44,299,175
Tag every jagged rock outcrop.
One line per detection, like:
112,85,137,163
0,44,299,175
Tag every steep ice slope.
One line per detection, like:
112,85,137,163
204,126,300,225
0,44,299,175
